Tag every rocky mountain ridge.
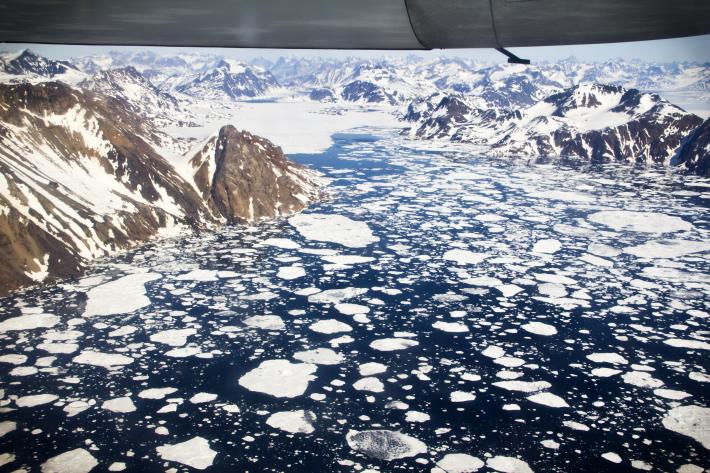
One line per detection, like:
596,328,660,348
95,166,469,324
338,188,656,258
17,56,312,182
403,83,706,171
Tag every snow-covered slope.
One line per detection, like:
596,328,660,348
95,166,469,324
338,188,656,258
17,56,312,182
79,67,186,125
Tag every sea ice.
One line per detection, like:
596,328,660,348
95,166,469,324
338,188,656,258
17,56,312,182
587,211,692,233
346,430,427,460
83,272,161,317
0,312,59,333
521,322,557,336
277,266,306,280
370,338,419,351
293,348,344,365
156,436,217,470
486,456,534,473
531,239,561,254
72,351,134,369
662,405,709,449
244,315,285,330
436,453,484,472
289,213,378,248
353,377,385,393
432,321,469,333
102,397,136,413
150,328,196,346
40,448,98,473
238,359,317,398
309,319,352,334
266,410,316,434
527,392,569,408
16,394,58,407
443,249,489,265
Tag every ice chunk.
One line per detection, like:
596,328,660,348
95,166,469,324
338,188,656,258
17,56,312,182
433,321,469,333
244,315,285,330
293,348,344,365
662,405,709,449
370,338,419,352
345,429,426,460
451,391,476,402
353,377,384,393
527,392,569,408
266,410,316,434
289,213,378,248
309,319,352,334
436,453,484,472
521,322,557,336
492,381,551,393
277,266,306,280
587,211,692,233
0,312,59,333
40,448,98,473
238,359,317,398
532,239,561,254
102,397,136,413
486,456,534,473
73,351,134,369
150,328,196,346
16,394,58,408
156,436,217,470
443,250,489,265
83,272,161,317
586,353,628,365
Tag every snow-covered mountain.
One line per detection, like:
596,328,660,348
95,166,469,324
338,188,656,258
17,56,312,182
0,49,85,84
301,59,432,105
0,80,321,295
404,84,704,167
173,59,280,100
79,67,186,125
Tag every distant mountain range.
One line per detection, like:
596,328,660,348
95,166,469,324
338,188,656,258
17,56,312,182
404,84,704,168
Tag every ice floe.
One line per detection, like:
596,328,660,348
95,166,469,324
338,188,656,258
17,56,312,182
289,213,378,248
293,348,344,365
266,410,316,434
238,359,317,398
436,453,484,472
587,211,692,233
370,338,419,351
156,436,217,470
345,429,426,460
40,448,98,473
662,405,709,449
83,272,161,317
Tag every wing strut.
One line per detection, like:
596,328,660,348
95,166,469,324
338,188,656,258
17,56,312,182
496,47,530,65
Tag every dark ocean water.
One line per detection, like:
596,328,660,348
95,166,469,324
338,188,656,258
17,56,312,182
0,131,708,472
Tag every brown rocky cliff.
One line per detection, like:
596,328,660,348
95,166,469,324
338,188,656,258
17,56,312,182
189,125,322,224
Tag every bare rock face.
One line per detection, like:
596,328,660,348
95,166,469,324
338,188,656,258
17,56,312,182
189,125,323,224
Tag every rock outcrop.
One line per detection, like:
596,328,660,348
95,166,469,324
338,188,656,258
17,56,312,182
188,125,323,223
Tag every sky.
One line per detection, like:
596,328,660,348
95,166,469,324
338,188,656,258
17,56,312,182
1,34,709,64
